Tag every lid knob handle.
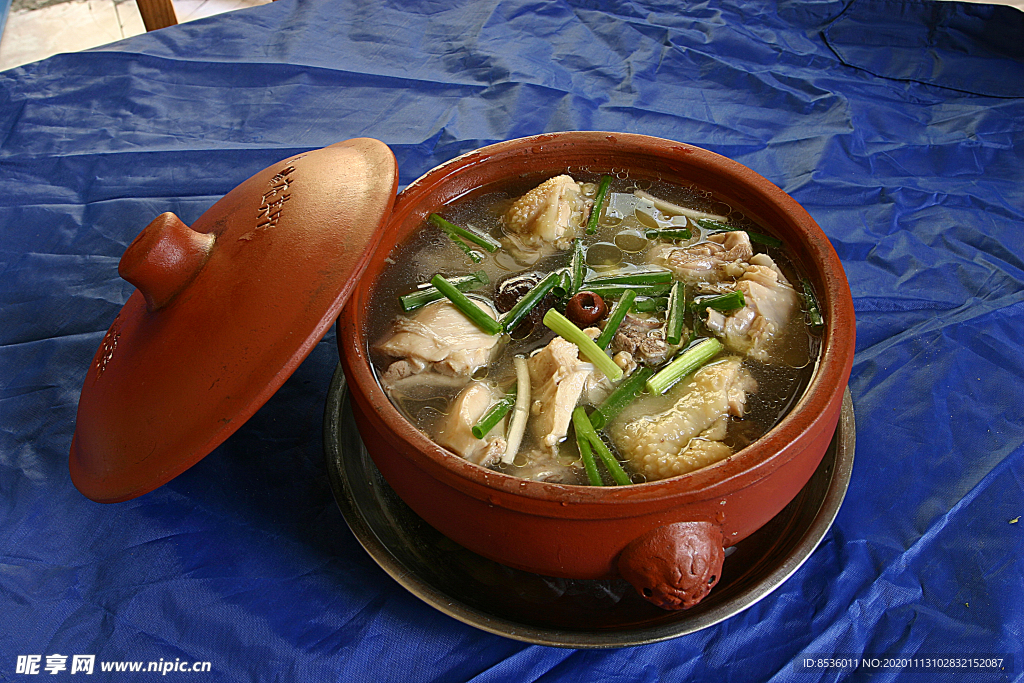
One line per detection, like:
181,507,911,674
118,212,216,312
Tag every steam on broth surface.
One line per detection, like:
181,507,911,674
368,171,821,486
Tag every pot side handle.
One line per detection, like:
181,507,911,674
617,520,725,610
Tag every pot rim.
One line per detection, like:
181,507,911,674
338,131,855,510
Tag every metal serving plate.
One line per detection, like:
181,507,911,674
323,364,855,648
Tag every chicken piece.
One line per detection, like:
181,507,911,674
658,416,734,475
527,337,593,448
702,254,801,362
708,230,754,261
610,313,678,366
675,437,735,473
377,299,501,385
649,230,754,284
649,241,720,283
609,357,757,481
581,365,612,406
503,175,589,257
435,381,507,467
510,447,585,484
576,341,637,407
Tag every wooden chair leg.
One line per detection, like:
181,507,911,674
136,0,178,31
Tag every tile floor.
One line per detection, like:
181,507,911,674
2,0,1023,73
0,0,271,71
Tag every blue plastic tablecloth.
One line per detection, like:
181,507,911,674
2,0,1022,680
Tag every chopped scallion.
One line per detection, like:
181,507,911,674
644,228,692,241
542,308,623,381
692,290,745,313
634,296,669,312
589,366,655,430
430,274,503,335
552,269,573,299
696,218,783,248
586,175,613,235
500,271,560,334
595,289,636,350
573,406,631,486
646,338,723,395
450,236,484,262
429,213,501,252
583,268,673,287
574,418,603,486
589,434,632,486
399,271,489,312
665,281,686,345
583,283,671,300
802,278,824,329
471,386,517,440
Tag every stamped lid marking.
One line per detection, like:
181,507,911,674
240,165,296,241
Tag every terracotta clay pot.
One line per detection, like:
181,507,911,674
336,132,855,610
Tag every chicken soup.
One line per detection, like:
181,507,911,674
367,171,822,486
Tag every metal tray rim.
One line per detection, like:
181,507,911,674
323,364,855,648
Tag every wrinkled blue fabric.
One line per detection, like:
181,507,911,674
2,0,1023,681
825,0,1024,97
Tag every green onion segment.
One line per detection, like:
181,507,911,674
429,213,501,252
553,269,573,298
542,308,623,381
574,424,603,486
501,357,532,464
500,271,561,334
589,366,655,430
472,387,517,440
583,283,671,300
665,281,686,345
586,175,613,235
646,337,723,395
696,218,783,248
802,278,824,329
634,296,669,312
430,274,503,335
573,406,631,485
400,271,489,312
595,289,636,350
692,290,745,313
583,268,673,287
644,228,692,241
448,236,484,262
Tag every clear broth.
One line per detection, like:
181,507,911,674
367,172,820,485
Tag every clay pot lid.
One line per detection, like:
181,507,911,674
70,138,398,503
